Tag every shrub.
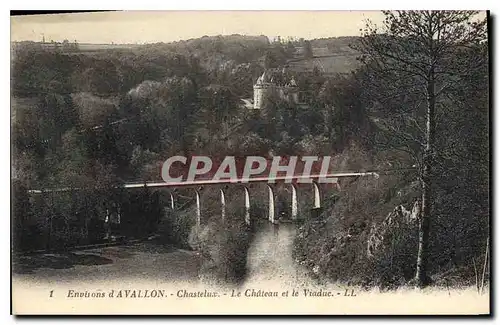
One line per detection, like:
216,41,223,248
196,207,254,286
157,208,195,249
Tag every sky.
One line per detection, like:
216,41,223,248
11,11,387,44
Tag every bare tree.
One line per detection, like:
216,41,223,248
303,40,313,59
355,11,487,287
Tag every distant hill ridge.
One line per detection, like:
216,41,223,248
13,34,363,74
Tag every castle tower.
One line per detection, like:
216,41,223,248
253,71,268,109
252,70,300,109
289,77,299,103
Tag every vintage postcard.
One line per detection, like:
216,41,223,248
10,10,490,315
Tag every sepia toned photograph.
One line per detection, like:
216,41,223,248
10,10,490,315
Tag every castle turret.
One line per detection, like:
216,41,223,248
288,77,299,103
253,71,268,109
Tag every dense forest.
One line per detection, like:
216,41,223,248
11,12,489,289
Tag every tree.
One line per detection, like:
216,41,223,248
62,39,71,52
286,40,296,58
303,40,313,59
75,60,121,95
71,92,117,129
264,45,287,69
356,11,487,287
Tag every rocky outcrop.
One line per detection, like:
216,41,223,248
367,200,421,257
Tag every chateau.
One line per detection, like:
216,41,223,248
252,69,300,109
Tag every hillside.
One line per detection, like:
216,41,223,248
11,27,489,291
286,54,361,75
285,36,361,75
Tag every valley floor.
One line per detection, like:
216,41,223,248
12,225,489,315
